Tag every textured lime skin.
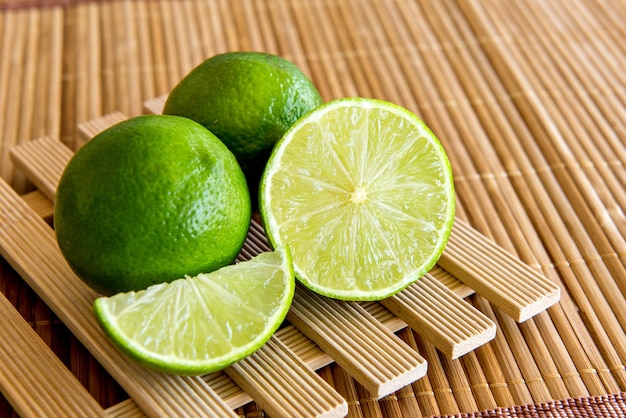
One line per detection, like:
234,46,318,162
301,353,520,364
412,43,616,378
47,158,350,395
162,52,323,203
54,115,251,295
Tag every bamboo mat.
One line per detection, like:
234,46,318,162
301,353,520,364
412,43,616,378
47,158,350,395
0,0,625,417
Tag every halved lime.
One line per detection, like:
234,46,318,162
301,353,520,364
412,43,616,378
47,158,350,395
260,98,455,301
93,247,294,375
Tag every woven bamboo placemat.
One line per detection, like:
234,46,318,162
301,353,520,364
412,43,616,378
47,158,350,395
0,0,624,416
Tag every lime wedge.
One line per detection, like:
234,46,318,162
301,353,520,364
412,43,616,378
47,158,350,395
93,247,294,375
260,98,455,301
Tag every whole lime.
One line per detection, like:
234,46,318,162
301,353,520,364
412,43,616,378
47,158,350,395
54,115,251,295
162,51,323,204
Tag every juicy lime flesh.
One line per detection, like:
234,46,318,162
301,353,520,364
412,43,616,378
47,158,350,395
54,115,251,295
93,247,294,375
162,52,323,204
261,98,455,301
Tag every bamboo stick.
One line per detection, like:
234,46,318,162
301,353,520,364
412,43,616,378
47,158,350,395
31,7,63,142
73,2,102,149
217,0,241,51
514,0,626,281
412,332,460,415
193,0,226,57
285,0,336,101
17,10,38,148
331,365,365,418
267,0,317,83
457,347,498,411
0,10,27,191
133,0,156,104
577,0,626,60
146,0,169,95
157,0,183,90
249,0,279,55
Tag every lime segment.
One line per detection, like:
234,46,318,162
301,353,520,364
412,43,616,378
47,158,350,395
260,98,455,301
93,247,294,375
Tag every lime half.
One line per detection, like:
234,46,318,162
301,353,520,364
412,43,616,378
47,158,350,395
260,98,455,301
93,247,294,375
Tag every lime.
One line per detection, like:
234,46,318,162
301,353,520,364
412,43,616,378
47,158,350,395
54,115,251,295
162,51,323,203
260,98,455,301
93,247,294,375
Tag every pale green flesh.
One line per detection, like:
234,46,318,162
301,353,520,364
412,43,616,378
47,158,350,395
94,248,294,374
263,100,455,300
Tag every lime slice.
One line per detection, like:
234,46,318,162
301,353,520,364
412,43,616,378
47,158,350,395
260,98,455,301
93,247,294,375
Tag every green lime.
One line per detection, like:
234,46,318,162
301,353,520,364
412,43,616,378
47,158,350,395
93,247,294,375
260,98,455,301
54,114,251,295
162,51,323,204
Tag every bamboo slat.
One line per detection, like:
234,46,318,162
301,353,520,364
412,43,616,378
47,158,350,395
440,220,561,322
226,336,349,417
0,291,107,417
381,274,495,359
9,135,73,202
288,286,428,399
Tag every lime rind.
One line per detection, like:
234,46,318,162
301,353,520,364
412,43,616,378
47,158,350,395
260,98,455,301
93,247,294,375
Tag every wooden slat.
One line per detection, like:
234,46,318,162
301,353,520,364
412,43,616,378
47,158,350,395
0,291,107,417
381,274,496,359
9,135,71,202
288,286,428,398
440,220,561,322
226,337,348,417
21,189,53,222
0,177,237,418
76,110,127,144
142,94,167,115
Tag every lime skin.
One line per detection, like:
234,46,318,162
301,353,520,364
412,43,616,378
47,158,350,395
54,114,251,295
